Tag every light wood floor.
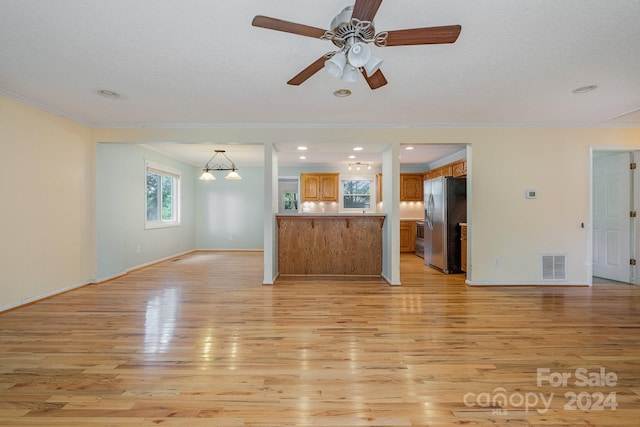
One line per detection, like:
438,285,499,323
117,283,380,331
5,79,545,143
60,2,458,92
1,252,639,426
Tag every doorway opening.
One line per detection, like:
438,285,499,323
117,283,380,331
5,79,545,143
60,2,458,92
591,150,638,285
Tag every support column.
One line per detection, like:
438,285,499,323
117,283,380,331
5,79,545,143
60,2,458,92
263,143,278,285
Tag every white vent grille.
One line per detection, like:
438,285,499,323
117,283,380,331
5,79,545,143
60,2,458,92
541,254,567,281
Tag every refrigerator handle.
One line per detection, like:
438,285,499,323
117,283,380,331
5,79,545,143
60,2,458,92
426,194,435,231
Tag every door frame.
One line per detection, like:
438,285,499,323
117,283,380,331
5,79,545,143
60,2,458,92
589,147,637,285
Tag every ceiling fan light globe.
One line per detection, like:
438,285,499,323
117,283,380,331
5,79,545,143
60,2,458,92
364,55,383,77
324,51,346,77
347,42,371,67
341,65,359,82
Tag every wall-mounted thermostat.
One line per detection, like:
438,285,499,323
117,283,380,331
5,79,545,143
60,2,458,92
525,189,537,199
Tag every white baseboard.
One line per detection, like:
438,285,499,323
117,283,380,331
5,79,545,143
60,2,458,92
93,250,197,284
0,280,91,313
381,273,401,286
125,249,196,273
466,280,590,287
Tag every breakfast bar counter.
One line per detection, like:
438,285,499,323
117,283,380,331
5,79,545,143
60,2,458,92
276,214,386,276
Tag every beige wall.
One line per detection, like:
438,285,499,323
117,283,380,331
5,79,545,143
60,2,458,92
2,91,640,311
94,126,640,285
0,95,95,309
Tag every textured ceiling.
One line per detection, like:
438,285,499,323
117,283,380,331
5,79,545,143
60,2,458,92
1,0,639,167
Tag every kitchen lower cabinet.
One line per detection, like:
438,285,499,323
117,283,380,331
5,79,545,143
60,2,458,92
400,220,416,252
461,224,467,272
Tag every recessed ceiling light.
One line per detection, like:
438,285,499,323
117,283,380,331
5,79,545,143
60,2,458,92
297,146,308,151
353,147,363,151
572,85,598,94
333,89,351,97
405,146,414,150
348,155,356,159
97,89,120,98
299,155,306,160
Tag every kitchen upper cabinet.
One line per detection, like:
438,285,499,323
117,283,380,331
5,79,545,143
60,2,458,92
440,165,453,178
452,160,467,177
400,174,423,201
301,173,339,202
424,158,467,180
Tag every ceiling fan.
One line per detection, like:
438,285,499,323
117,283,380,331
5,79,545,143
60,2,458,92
251,0,461,90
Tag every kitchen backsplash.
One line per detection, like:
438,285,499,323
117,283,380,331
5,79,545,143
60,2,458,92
301,201,340,214
399,201,424,219
299,200,423,217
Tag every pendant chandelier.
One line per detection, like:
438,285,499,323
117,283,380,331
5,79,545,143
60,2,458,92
198,150,242,181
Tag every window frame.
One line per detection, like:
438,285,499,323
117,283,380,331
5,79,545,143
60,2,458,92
145,160,181,229
340,175,375,212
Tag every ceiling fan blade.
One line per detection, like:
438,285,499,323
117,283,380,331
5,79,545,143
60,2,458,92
252,15,327,39
363,69,388,90
351,0,383,22
287,53,333,86
384,25,462,46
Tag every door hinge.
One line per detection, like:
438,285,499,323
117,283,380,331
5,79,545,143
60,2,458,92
632,211,638,218
631,162,637,170
631,259,637,266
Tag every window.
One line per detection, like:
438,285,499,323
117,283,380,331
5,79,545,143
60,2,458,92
283,192,298,211
145,161,181,229
342,177,373,211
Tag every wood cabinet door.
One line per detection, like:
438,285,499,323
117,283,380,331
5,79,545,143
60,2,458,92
452,160,467,177
440,165,453,177
424,158,466,181
301,174,320,201
400,220,417,252
461,225,467,272
400,174,424,201
400,221,412,252
319,174,338,201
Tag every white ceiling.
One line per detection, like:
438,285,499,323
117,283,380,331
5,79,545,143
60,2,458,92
1,0,639,167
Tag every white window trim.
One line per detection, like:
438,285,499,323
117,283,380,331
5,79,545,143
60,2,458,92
340,174,375,212
145,160,182,229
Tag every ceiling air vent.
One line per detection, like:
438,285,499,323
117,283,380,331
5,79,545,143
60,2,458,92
541,254,567,282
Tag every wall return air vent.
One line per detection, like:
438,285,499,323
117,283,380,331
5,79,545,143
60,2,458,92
540,254,567,282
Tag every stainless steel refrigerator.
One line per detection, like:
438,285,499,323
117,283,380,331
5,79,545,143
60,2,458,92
424,176,467,273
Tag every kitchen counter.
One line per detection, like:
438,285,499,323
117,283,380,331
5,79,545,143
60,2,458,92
276,214,386,276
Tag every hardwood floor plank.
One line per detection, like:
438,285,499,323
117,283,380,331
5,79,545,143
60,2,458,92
0,252,639,426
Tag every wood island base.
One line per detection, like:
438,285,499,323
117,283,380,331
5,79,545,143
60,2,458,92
276,214,386,276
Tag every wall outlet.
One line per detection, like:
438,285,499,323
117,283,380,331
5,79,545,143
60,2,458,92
228,234,233,241
493,257,501,266
136,246,141,253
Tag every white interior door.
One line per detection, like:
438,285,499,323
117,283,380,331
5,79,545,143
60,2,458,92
593,151,632,282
